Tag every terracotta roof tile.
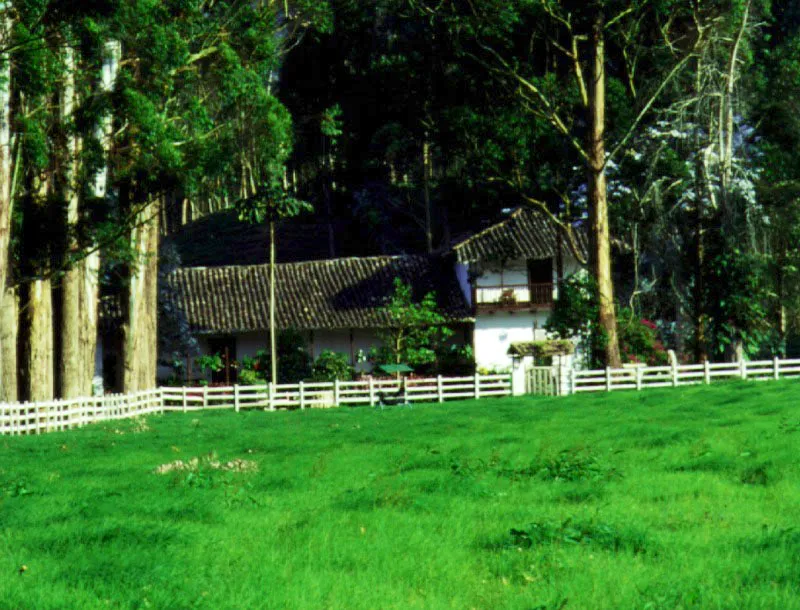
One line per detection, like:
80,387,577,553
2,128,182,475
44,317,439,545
166,255,472,334
452,208,588,263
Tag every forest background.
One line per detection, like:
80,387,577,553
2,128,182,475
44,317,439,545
2,0,800,402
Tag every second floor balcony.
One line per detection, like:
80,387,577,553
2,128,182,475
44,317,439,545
472,283,555,312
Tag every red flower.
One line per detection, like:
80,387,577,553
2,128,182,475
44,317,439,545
640,319,657,330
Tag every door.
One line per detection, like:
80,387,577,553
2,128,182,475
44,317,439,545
527,258,553,304
207,336,237,384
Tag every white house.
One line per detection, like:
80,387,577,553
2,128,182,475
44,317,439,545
451,208,586,370
162,254,472,383
160,207,586,381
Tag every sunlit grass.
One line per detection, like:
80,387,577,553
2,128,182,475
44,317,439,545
1,380,799,609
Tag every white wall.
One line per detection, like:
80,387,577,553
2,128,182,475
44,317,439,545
473,311,551,371
179,328,387,378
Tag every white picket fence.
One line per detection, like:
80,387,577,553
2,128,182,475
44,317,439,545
571,357,800,393
0,374,512,436
0,389,164,436
159,374,512,411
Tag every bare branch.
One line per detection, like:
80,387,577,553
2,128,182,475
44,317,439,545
606,46,699,167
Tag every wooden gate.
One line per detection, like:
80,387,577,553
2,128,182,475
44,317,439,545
526,366,558,396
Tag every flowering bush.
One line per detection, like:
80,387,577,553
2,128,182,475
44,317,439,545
618,310,669,365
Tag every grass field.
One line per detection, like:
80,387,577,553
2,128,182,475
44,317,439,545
1,381,799,609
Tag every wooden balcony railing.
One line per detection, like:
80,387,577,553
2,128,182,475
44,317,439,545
472,283,555,310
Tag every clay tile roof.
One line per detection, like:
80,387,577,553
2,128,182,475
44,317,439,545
166,255,473,334
452,207,588,264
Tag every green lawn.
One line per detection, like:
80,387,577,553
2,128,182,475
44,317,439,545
1,381,799,609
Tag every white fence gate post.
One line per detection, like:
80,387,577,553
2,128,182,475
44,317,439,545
368,377,375,407
704,359,710,385
334,379,341,406
671,361,678,387
740,359,747,380
474,373,481,399
774,356,780,380
437,375,444,403
299,381,305,410
605,367,611,392
268,382,275,411
234,385,240,412
636,365,643,391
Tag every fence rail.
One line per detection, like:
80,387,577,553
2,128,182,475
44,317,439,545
0,374,512,436
571,358,800,393
0,389,164,436
160,374,512,412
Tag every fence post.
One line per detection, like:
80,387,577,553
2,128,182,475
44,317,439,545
368,377,375,407
334,379,341,406
403,378,409,404
234,385,240,412
740,359,747,380
202,386,208,409
268,382,276,411
636,365,643,391
774,356,780,381
437,375,444,403
671,361,678,387
704,359,711,385
474,373,481,399
182,386,187,412
299,381,305,410
605,367,611,392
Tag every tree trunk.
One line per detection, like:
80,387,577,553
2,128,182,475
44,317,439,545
60,40,119,397
19,275,54,402
588,15,621,368
322,135,336,258
691,56,708,363
269,218,277,384
58,45,95,398
0,286,16,401
19,171,54,402
0,4,14,401
422,137,433,253
121,200,159,392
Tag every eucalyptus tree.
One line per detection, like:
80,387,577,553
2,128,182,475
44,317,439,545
0,0,317,398
751,0,800,353
96,0,323,391
0,1,14,400
415,0,701,366
11,0,64,401
281,0,489,255
611,0,773,360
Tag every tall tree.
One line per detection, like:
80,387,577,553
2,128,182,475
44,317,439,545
58,36,121,398
420,0,701,365
0,1,14,401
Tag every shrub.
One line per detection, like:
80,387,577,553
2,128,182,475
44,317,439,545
311,350,355,381
618,309,669,365
236,328,313,384
373,278,454,369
